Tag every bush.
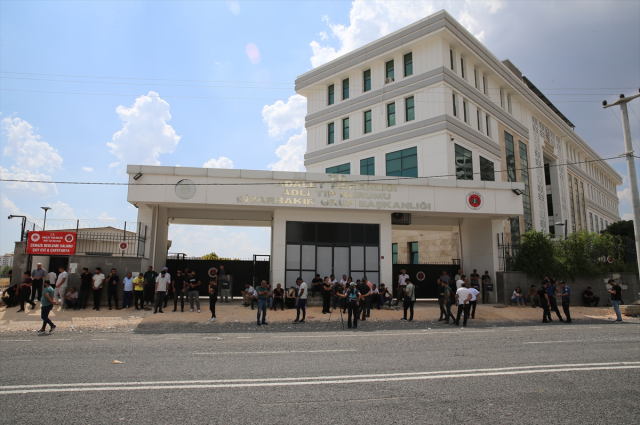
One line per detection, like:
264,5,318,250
512,230,558,278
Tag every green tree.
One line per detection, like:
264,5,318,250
512,230,558,278
557,231,598,280
601,220,635,239
201,252,220,260
0,266,11,277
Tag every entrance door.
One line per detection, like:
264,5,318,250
49,256,69,274
316,246,350,278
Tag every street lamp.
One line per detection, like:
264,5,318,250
41,206,51,231
554,221,567,238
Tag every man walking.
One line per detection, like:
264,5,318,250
256,280,269,326
105,268,120,310
208,278,218,321
443,279,455,324
395,269,409,306
122,272,134,309
92,267,105,311
38,279,56,334
154,268,170,314
558,281,572,323
607,278,623,323
143,266,158,306
186,271,201,313
468,284,480,319
54,266,68,307
401,278,416,321
538,280,551,323
454,282,472,327
293,277,307,323
547,279,564,322
172,270,185,312
78,267,93,309
31,263,46,304
437,279,447,321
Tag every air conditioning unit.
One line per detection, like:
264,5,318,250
385,77,394,84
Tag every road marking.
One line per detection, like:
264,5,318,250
3,362,637,394
237,337,251,339
193,349,356,355
52,339,71,341
1,340,32,342
272,330,495,339
92,339,106,341
524,340,583,344
589,327,602,329
165,338,181,340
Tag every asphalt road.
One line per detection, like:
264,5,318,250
1,322,638,425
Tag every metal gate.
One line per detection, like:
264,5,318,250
165,255,270,298
392,261,460,299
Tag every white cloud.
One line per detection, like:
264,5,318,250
268,129,307,172
98,212,116,221
226,1,240,15
246,43,261,65
168,225,270,258
82,166,94,172
109,162,120,168
47,201,77,220
108,91,181,168
2,195,28,217
618,187,632,204
261,94,307,138
203,157,234,169
0,166,58,198
621,213,634,221
309,1,504,67
2,117,63,172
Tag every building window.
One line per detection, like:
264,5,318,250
507,94,512,114
404,52,413,77
363,70,371,92
575,177,582,230
392,243,398,264
385,60,394,80
605,220,608,228
327,123,334,145
544,163,551,185
460,58,466,79
364,110,372,134
450,49,454,71
455,144,473,180
387,103,396,127
386,147,418,177
510,217,521,245
500,89,504,108
483,75,488,95
477,110,482,132
549,225,556,235
600,218,604,232
342,118,350,140
360,157,375,176
326,163,350,174
342,78,349,100
547,194,554,216
590,212,594,232
474,68,478,89
480,157,495,181
452,93,457,117
405,96,415,122
463,99,468,123
568,174,576,233
409,242,419,264
505,131,516,183
519,141,533,232
580,182,587,229
328,84,334,105
485,115,491,137
594,214,599,232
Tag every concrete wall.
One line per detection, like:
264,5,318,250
392,229,459,263
496,271,640,306
460,217,503,303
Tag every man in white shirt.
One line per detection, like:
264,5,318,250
454,283,472,327
122,272,134,309
242,283,257,309
54,267,68,307
395,269,409,306
456,274,466,290
468,285,480,319
154,267,171,314
339,275,348,286
92,267,106,311
329,275,337,285
293,277,307,323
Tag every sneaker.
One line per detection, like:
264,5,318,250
262,322,268,325
293,320,299,324
197,309,200,313
400,318,407,321
159,310,164,313
172,309,177,312
190,309,194,312
299,319,305,323
257,322,261,326
37,329,46,334
211,317,216,321
614,320,623,323
49,325,57,333
208,318,213,322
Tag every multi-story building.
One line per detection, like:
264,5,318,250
0,253,14,268
296,10,621,250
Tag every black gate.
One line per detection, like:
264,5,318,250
165,256,270,298
392,261,460,299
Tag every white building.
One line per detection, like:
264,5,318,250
126,10,621,299
0,253,14,268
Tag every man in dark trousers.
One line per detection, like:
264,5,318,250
172,269,185,312
17,271,35,312
607,278,623,323
443,279,455,324
272,283,285,311
356,278,370,321
401,278,415,321
321,277,332,314
583,287,600,307
31,263,47,304
338,282,360,329
558,281,572,323
143,266,158,306
437,279,447,321
454,282,472,327
538,280,551,323
546,279,564,322
78,267,93,309
311,274,322,298
105,268,120,310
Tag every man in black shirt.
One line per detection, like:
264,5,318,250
1,284,18,307
78,267,93,309
607,279,623,323
172,270,185,312
105,268,120,310
272,283,285,311
469,269,480,290
356,279,370,321
186,271,201,313
583,287,600,307
143,266,158,306
321,277,332,314
311,274,322,298
437,278,447,321
538,281,551,324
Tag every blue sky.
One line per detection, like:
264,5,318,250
1,0,639,257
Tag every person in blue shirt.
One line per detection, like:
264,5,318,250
337,282,361,329
546,279,565,322
38,279,57,334
558,281,572,323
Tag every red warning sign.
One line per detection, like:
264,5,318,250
27,231,77,255
119,242,129,250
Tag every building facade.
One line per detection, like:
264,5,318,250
0,253,13,268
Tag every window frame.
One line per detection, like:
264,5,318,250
462,99,467,123
452,93,457,117
342,78,349,100
363,69,371,92
409,242,419,264
387,102,396,127
454,143,473,181
405,96,415,122
479,156,495,182
325,163,351,175
363,110,372,134
450,49,455,71
385,147,418,178
385,60,394,81
403,52,413,77
485,114,491,137
360,157,375,176
327,122,335,145
342,117,350,140
328,84,335,106
460,58,465,79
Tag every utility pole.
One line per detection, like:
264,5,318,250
603,90,640,273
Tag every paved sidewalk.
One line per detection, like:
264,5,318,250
0,298,628,333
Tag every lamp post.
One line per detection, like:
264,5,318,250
603,89,640,275
41,207,51,231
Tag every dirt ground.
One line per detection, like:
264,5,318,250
0,297,627,333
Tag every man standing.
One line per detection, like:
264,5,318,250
122,272,134,309
607,279,623,323
558,281,572,323
454,282,472,327
46,269,57,298
340,282,360,329
321,277,332,314
538,280,551,323
454,269,463,283
208,278,218,321
456,274,465,290
143,266,158,306
583,287,600,307
17,271,35,312
218,265,231,303
54,266,68,307
256,280,269,326
468,284,480,319
547,279,564,322
186,271,201,313
481,270,492,303
401,278,416,321
92,267,105,311
133,273,144,310
78,267,93,309
439,270,451,286
437,279,447,321
105,268,120,310
443,280,455,324
172,270,185,312
154,268,170,314
293,277,307,324
395,269,409,306
469,269,481,290
357,278,370,321
31,263,46,304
